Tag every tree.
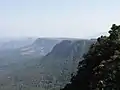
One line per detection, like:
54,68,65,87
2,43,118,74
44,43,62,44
61,24,120,90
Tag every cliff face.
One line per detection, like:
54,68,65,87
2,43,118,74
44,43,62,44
46,39,95,58
40,39,95,87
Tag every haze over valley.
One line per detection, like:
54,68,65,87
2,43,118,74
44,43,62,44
0,37,95,90
1,0,120,90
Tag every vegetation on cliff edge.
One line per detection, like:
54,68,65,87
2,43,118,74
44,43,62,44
61,24,120,90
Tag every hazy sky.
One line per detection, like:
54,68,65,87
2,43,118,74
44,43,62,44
0,0,120,38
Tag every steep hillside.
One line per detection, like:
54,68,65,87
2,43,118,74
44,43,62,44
39,39,95,88
0,39,95,90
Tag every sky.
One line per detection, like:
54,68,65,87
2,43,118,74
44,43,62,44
0,0,120,39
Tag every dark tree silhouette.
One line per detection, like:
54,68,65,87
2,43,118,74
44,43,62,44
61,24,120,90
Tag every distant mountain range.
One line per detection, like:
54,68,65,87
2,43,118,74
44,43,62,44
0,38,61,67
0,38,35,50
19,38,61,56
0,37,96,90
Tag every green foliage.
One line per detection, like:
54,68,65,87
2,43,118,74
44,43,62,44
61,24,120,90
